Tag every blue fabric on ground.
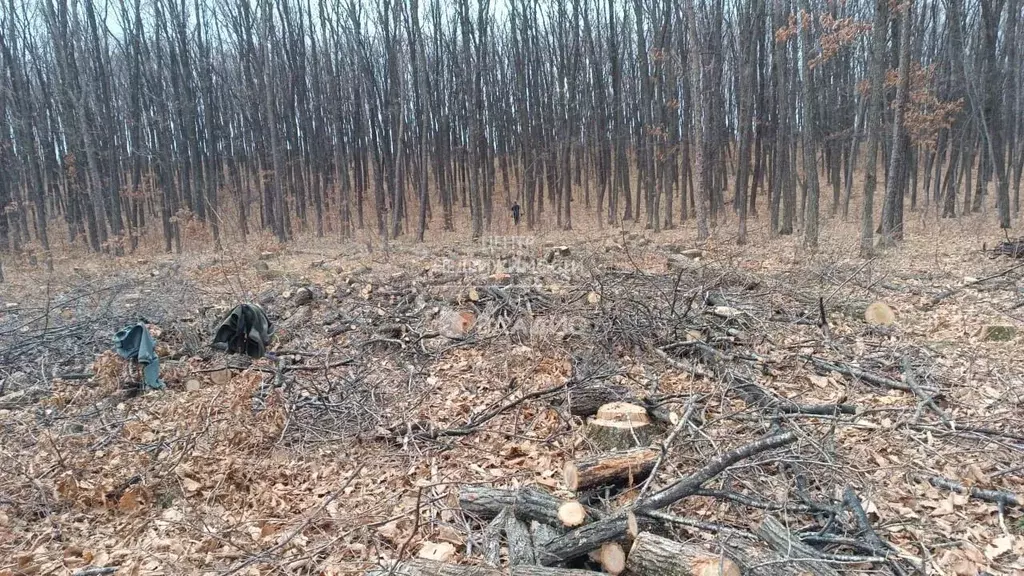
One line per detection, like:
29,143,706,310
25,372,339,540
113,322,165,390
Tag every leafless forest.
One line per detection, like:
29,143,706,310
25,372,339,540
0,0,1021,261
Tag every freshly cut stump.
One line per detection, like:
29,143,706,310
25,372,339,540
625,531,741,576
583,402,653,450
563,447,659,492
864,301,895,326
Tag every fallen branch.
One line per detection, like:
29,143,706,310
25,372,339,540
222,465,364,576
280,359,355,372
841,486,892,556
638,431,798,512
912,474,1021,508
390,381,568,440
842,487,918,576
901,357,949,427
72,568,118,576
807,356,924,394
755,516,840,576
923,261,1024,309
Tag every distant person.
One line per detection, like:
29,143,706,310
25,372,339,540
511,201,521,227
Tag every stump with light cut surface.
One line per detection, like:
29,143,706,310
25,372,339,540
582,402,653,450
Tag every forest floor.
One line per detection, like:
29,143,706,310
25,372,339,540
1,210,1023,576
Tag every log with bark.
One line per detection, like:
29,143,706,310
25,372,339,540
553,382,682,427
514,486,598,527
504,510,537,565
366,559,606,576
563,447,659,492
538,432,798,564
624,531,741,576
537,513,657,566
460,485,516,520
460,486,605,529
582,402,655,450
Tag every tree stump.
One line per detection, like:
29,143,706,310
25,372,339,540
625,531,741,576
563,447,659,492
582,402,653,450
561,382,635,417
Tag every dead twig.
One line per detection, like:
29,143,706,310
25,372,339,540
220,465,365,576
923,260,1024,309
911,473,1021,508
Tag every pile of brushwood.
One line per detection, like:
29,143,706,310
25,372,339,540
991,237,1024,258
359,257,1021,576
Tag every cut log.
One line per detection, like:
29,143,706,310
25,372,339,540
513,486,571,527
482,507,509,566
561,382,635,417
513,569,606,576
538,515,656,566
513,486,604,527
367,560,605,576
365,559,500,576
563,447,659,492
541,433,798,564
625,531,741,576
557,501,588,527
530,520,562,548
595,542,626,575
462,485,605,529
504,511,536,566
582,402,654,450
460,486,515,520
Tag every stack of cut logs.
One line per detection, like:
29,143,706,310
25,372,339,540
367,388,755,576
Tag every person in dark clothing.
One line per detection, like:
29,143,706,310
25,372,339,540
511,201,521,227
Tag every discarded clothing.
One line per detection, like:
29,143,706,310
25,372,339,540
211,303,274,358
113,322,165,390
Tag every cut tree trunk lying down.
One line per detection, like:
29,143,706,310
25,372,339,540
563,447,659,491
460,485,516,520
365,559,605,576
537,514,656,566
625,531,741,576
459,486,605,527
